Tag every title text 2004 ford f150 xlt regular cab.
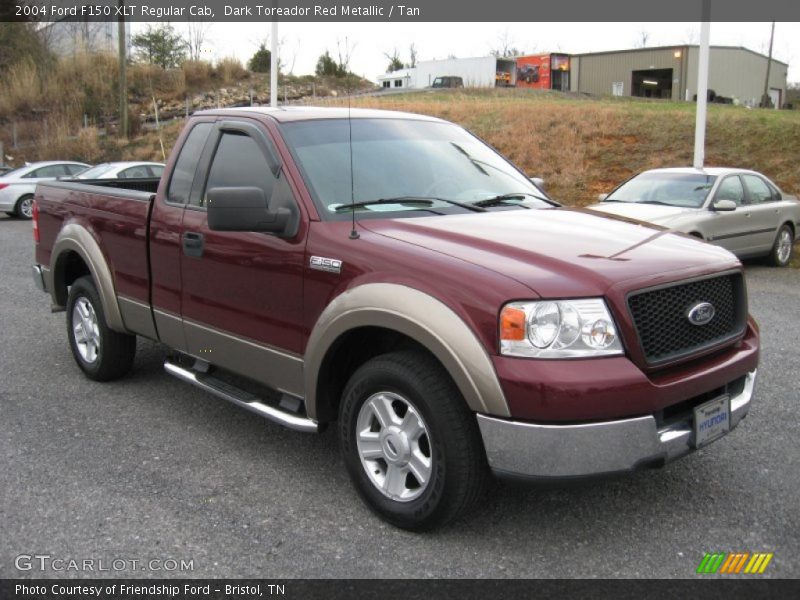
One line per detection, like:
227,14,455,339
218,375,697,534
33,108,759,530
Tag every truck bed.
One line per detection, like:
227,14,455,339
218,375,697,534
35,178,158,308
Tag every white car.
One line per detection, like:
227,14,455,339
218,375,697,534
74,162,165,180
0,161,90,219
589,167,800,267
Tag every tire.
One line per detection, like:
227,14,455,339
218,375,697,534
339,351,488,530
14,194,34,219
769,224,794,267
66,276,136,381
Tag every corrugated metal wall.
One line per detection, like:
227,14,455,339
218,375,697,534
571,46,788,107
686,47,789,107
571,47,686,99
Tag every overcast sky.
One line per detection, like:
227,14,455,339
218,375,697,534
144,22,800,82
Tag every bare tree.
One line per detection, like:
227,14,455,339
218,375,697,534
336,36,356,73
408,43,417,68
635,30,650,49
384,47,403,72
490,29,522,58
186,19,212,61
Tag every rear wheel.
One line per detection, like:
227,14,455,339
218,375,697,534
14,194,34,219
339,351,488,530
769,224,794,267
66,276,136,381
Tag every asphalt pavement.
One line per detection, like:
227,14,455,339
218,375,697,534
1,214,798,579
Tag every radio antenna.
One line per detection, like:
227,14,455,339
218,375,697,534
348,91,359,239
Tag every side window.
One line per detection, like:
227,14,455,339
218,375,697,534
64,164,86,175
119,166,150,179
742,175,773,204
167,122,213,204
715,176,744,206
26,165,65,178
148,165,165,178
200,132,276,208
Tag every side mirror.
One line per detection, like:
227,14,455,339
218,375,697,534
530,177,546,190
597,193,608,202
712,199,737,212
207,187,289,233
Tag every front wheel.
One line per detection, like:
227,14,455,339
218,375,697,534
769,224,794,267
339,351,488,530
14,195,34,219
67,276,136,381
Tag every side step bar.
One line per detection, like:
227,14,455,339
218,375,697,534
164,361,319,433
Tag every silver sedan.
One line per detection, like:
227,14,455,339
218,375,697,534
589,168,800,267
0,161,90,219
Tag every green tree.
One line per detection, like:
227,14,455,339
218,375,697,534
132,24,186,69
248,43,271,73
315,51,344,77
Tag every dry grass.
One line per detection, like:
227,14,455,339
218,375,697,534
182,59,213,90
214,57,249,86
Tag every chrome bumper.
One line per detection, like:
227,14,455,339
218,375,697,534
32,265,47,293
478,369,756,479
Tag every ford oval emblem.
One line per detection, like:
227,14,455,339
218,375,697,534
687,302,715,326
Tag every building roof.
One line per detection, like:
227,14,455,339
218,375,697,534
573,45,788,67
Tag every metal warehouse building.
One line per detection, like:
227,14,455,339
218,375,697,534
569,45,788,107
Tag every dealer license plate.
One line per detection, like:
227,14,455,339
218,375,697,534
693,395,731,448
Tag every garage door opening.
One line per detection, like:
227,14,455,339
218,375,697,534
632,69,673,99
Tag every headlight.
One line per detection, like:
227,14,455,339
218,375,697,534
500,299,623,358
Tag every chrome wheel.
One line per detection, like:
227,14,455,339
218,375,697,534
356,391,433,502
72,297,100,363
18,196,33,219
776,228,793,265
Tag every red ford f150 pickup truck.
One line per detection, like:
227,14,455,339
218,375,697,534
33,107,759,530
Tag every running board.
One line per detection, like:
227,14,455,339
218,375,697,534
164,361,318,433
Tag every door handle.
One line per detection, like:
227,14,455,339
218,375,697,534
182,231,204,257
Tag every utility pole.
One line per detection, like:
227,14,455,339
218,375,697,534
761,22,776,108
270,15,278,107
117,0,128,138
693,0,711,169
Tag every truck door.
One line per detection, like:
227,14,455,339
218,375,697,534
178,119,307,397
150,119,215,352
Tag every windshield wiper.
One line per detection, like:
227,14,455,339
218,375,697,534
639,200,674,206
334,196,487,213
473,192,550,208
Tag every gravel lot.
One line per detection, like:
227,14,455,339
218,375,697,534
1,214,798,579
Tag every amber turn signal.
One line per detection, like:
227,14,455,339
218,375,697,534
500,306,526,341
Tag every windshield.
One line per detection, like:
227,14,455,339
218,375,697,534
605,172,717,208
76,164,115,179
281,118,551,220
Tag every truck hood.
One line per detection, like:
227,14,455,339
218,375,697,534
361,208,738,298
587,202,697,225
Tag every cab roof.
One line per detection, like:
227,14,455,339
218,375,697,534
194,106,447,124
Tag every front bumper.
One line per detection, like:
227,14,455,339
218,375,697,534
478,369,756,480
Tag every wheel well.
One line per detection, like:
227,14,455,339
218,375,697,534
314,326,444,423
53,250,91,307
688,231,704,240
781,221,795,239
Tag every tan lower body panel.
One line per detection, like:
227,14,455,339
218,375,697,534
117,295,158,340
182,318,304,398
